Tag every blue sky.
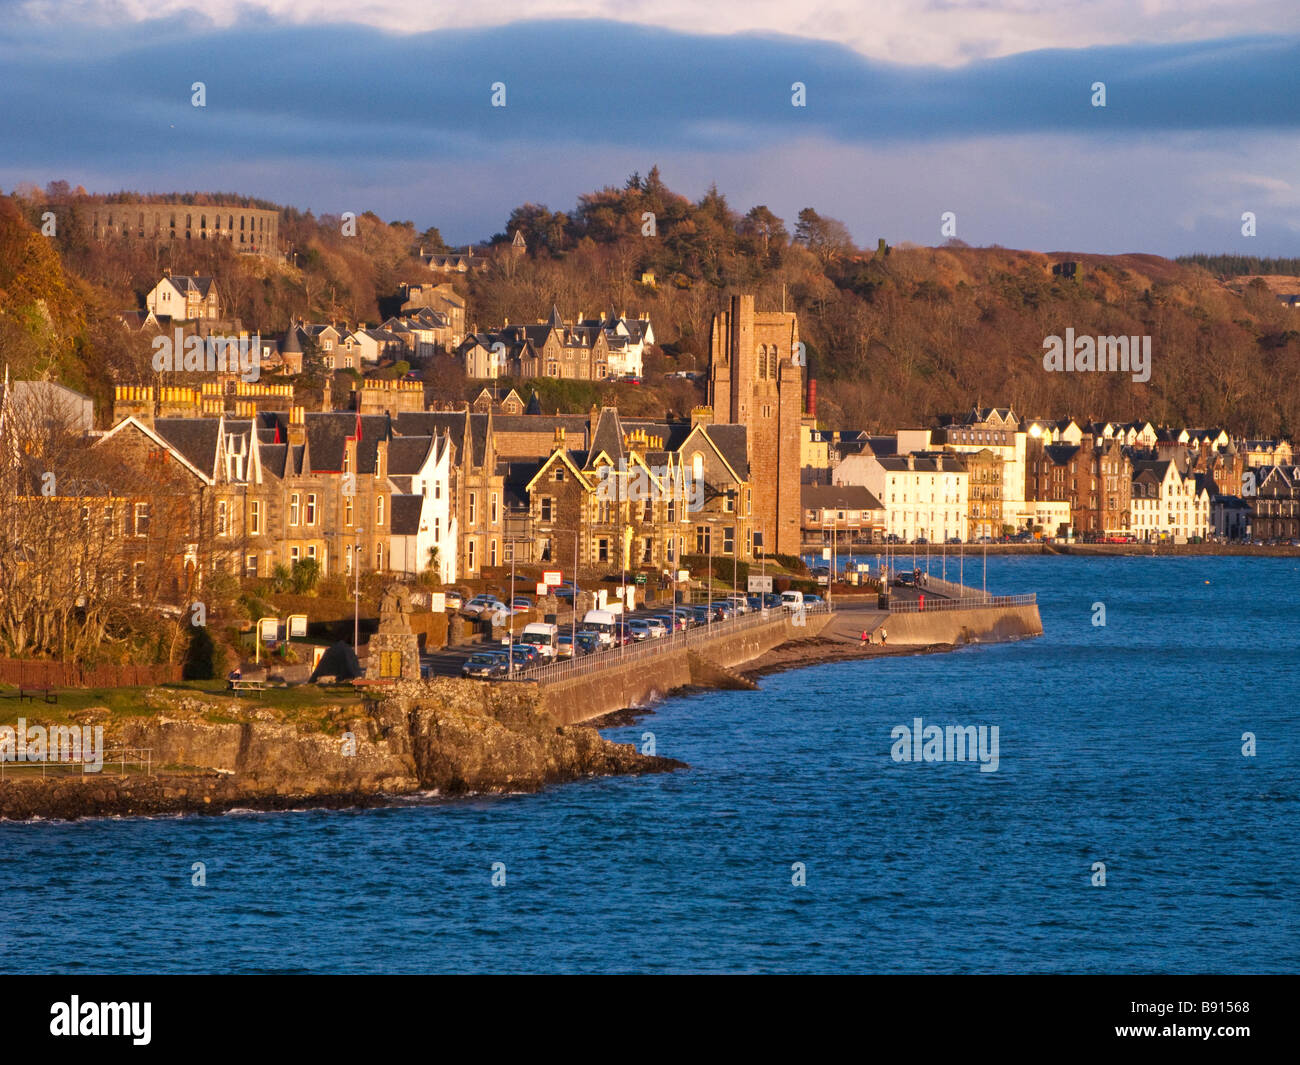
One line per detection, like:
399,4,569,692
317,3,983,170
3,1,1299,255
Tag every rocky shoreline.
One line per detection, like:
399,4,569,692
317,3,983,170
0,679,683,822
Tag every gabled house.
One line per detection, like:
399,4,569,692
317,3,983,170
146,274,221,321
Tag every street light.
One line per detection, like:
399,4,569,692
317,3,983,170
353,527,365,651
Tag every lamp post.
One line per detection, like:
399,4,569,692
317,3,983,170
353,526,364,651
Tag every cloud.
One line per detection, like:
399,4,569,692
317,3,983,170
13,0,1300,66
1,15,1297,253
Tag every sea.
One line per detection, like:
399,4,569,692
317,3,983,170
2,555,1297,974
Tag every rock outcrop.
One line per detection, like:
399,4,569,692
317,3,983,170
0,679,683,820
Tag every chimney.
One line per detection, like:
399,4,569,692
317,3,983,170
806,377,817,419
287,406,306,446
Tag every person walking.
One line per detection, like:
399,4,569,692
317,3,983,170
860,628,869,646
880,627,887,646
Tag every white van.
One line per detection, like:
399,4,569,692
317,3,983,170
581,609,618,647
780,590,804,610
520,622,559,658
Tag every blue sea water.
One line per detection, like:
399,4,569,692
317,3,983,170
2,556,1297,974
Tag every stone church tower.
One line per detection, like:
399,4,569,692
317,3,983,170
708,294,802,556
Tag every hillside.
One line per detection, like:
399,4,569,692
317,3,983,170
5,176,1299,436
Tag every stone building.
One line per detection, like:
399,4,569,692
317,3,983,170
90,202,279,257
708,294,803,556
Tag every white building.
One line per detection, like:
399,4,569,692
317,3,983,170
582,312,654,378
386,431,457,582
1130,460,1211,542
849,451,968,543
939,410,1030,530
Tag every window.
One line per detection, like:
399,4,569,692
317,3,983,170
307,545,317,560
490,539,498,566
246,554,258,577
345,498,353,527
723,527,735,554
541,497,554,523
642,499,653,522
290,546,300,563
103,505,115,537
376,497,385,526
290,493,300,525
469,493,477,525
553,467,566,482
306,494,317,525
134,503,150,537
468,540,477,571
217,500,228,536
376,543,384,570
724,491,735,513
491,492,499,524
250,500,261,535
696,526,711,554
598,539,609,562
642,537,653,563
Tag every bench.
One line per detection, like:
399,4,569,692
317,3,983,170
229,679,267,695
15,688,56,704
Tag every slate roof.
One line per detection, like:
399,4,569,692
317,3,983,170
304,412,389,473
703,424,749,479
802,485,884,512
394,411,490,467
389,495,425,536
387,435,433,476
152,417,221,477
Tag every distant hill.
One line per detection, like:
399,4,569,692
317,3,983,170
6,176,1299,437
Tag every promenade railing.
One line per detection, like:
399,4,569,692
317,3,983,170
514,603,831,684
888,593,1036,614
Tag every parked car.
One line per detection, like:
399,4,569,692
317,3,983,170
803,594,824,606
462,653,508,679
511,596,533,611
575,632,601,655
463,594,505,617
642,618,668,638
556,635,577,658
506,643,540,664
626,619,654,641
443,591,464,610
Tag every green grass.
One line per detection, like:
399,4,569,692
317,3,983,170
0,680,364,730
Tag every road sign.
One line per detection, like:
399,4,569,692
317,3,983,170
543,570,562,587
535,582,548,596
822,548,831,560
287,614,307,638
748,575,773,593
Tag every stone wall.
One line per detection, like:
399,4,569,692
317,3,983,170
881,604,1042,646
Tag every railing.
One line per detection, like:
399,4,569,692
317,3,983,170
0,747,153,780
512,603,831,684
888,594,1036,614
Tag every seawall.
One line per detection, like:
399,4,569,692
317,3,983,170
882,603,1042,646
539,611,833,725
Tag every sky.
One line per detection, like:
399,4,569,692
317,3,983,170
3,0,1299,255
